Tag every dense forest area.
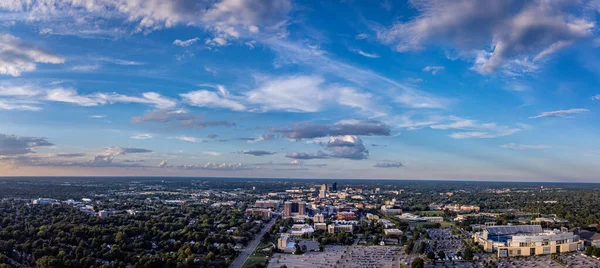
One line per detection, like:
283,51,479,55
0,202,262,268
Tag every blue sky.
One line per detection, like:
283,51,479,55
1,0,600,181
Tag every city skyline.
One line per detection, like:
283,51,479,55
1,0,600,182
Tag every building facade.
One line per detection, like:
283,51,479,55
473,225,583,258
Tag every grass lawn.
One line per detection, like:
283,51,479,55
416,211,444,216
242,253,270,268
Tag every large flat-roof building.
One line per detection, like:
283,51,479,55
255,200,280,209
474,225,583,257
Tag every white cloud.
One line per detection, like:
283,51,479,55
45,88,176,109
529,108,589,119
501,143,550,150
173,37,200,47
395,88,450,109
46,88,103,106
264,39,450,113
205,37,228,46
89,115,106,118
591,95,600,101
157,159,169,168
0,0,292,46
449,130,519,139
181,89,246,111
245,76,331,112
351,48,380,58
97,57,143,66
202,151,221,156
0,99,41,111
336,86,386,117
131,134,153,140
0,83,176,111
423,65,444,75
430,116,523,139
355,33,368,40
71,65,100,71
0,33,65,76
377,0,594,73
171,136,202,143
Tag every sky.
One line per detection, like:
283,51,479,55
1,0,600,182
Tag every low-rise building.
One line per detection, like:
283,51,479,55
384,229,403,236
336,211,356,220
278,234,293,250
255,200,281,208
245,208,272,219
98,210,109,218
381,205,403,215
366,213,379,220
422,216,444,223
574,228,600,247
314,222,327,231
328,224,353,234
291,224,314,237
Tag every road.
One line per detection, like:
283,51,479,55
230,217,277,268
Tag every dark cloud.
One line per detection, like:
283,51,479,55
131,109,234,128
374,161,403,168
371,144,387,147
285,151,329,160
0,134,54,155
55,153,86,158
255,160,327,168
207,134,219,139
88,147,152,167
121,159,147,163
261,133,275,140
239,133,276,142
273,119,391,140
286,136,369,160
198,120,235,128
240,150,275,156
176,162,250,170
326,135,368,160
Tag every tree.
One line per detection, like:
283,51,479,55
426,251,435,260
593,247,600,258
411,257,424,268
585,246,594,256
405,241,414,254
464,247,474,261
417,241,427,254
437,251,446,260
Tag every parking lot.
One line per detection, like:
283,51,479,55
337,246,401,268
267,246,345,268
426,227,465,257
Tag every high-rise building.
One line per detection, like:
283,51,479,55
314,213,325,223
320,183,328,192
283,200,306,217
332,182,337,192
298,201,306,215
319,189,327,198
